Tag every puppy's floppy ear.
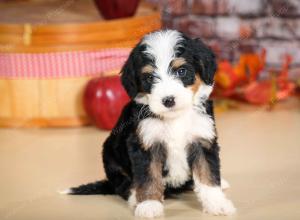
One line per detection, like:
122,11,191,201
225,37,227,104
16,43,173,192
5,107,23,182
121,47,139,98
191,38,217,85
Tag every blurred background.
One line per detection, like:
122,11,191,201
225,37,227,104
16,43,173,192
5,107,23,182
0,0,299,220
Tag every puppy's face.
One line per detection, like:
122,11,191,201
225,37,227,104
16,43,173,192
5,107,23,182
121,30,216,119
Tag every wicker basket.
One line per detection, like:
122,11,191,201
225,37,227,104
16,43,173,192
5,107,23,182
0,1,161,127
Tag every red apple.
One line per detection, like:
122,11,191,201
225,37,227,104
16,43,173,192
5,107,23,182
93,0,140,19
84,75,130,130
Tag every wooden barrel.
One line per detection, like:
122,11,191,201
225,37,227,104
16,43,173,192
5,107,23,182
0,0,161,127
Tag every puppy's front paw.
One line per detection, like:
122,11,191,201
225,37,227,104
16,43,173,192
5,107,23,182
134,200,164,218
202,197,236,216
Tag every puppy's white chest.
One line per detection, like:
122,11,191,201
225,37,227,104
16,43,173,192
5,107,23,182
138,109,215,187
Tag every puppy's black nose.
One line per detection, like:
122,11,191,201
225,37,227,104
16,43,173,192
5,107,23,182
162,96,175,108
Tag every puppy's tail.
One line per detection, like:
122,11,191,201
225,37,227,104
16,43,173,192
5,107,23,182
60,180,115,195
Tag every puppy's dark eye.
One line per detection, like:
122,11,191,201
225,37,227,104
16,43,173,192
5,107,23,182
145,74,154,83
175,68,187,77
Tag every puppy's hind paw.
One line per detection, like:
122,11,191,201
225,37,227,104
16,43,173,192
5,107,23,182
134,200,164,218
58,188,73,194
221,178,230,190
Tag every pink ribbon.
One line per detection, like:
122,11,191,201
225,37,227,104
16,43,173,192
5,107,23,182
0,48,131,79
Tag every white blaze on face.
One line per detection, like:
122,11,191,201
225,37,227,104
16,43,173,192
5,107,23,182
142,30,194,118
143,30,182,75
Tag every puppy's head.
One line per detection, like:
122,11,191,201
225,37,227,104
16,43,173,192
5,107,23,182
121,30,216,119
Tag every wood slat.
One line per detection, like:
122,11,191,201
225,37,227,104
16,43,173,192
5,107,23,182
0,77,92,127
0,13,160,52
0,13,160,37
0,22,158,45
0,70,119,128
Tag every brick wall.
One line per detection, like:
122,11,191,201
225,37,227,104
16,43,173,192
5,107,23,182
152,0,300,78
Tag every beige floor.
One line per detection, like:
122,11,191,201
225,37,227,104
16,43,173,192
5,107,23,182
0,101,300,220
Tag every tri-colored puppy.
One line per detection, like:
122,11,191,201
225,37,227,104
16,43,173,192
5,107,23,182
63,30,236,218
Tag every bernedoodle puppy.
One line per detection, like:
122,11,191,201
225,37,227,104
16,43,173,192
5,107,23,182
62,30,236,218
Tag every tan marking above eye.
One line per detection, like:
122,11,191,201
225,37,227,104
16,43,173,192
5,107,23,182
171,57,186,69
141,65,154,74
